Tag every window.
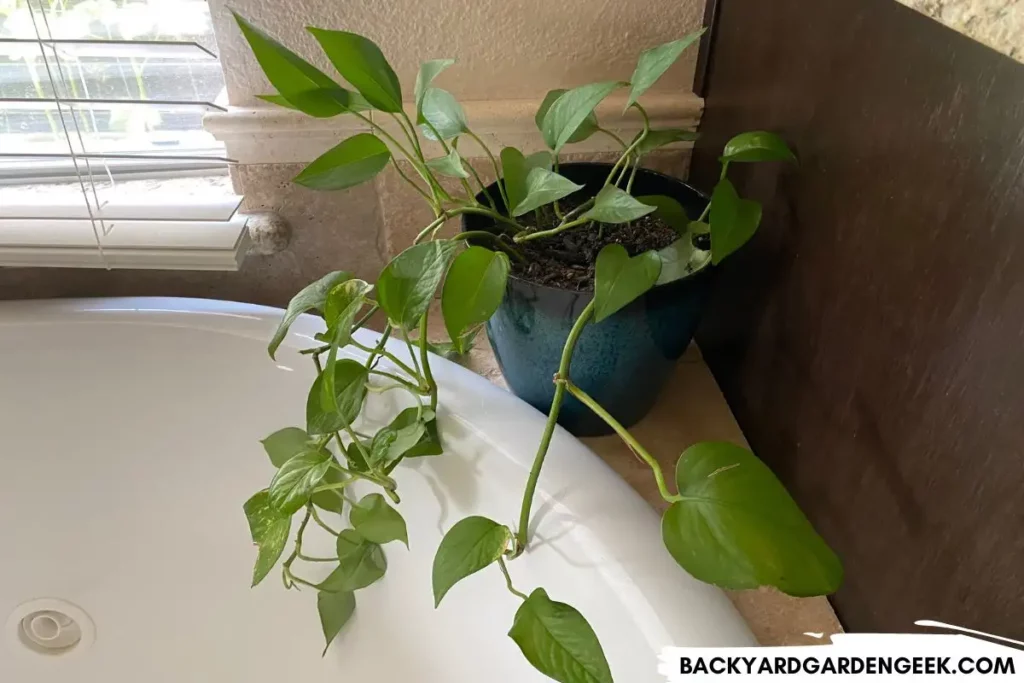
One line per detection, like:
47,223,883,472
0,0,249,269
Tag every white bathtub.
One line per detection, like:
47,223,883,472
0,298,753,682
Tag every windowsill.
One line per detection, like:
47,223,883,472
0,175,251,270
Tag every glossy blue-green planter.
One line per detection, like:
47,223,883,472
463,162,714,436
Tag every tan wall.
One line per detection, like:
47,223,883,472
208,0,704,105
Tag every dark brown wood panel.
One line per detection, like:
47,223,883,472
690,0,1024,636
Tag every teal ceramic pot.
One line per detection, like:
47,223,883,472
462,162,713,436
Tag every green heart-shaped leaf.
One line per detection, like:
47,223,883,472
637,194,689,234
535,89,599,147
233,13,364,118
320,530,387,592
662,442,843,596
419,88,468,140
351,493,408,546
581,185,657,225
379,406,434,463
243,490,292,586
525,151,554,172
500,147,529,212
501,147,553,211
388,407,442,459
317,590,355,656
593,243,661,322
294,133,391,191
426,147,470,178
625,29,705,109
306,360,368,434
508,588,613,683
377,240,460,329
720,131,796,163
540,81,625,152
307,28,403,112
366,429,397,468
432,516,510,607
268,270,353,359
442,246,510,352
511,168,583,217
268,449,332,514
415,58,455,122
655,237,711,286
321,279,372,410
633,128,699,157
709,178,762,264
261,427,313,467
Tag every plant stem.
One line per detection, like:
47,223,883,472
466,129,509,209
354,112,417,168
497,556,528,600
310,505,341,536
455,230,527,263
401,328,423,377
596,126,628,150
456,138,498,209
353,304,380,332
553,199,565,221
458,206,527,234
565,382,681,503
604,103,650,186
351,339,420,379
626,160,639,194
356,111,442,212
415,213,452,243
562,196,595,221
407,114,459,209
285,571,321,591
370,369,427,393
398,111,428,158
343,422,374,467
297,553,336,562
514,300,596,552
695,161,731,224
513,216,588,243
313,480,355,492
283,508,313,582
445,136,486,206
419,313,438,411
391,157,434,205
325,460,395,491
469,166,497,209
553,157,563,217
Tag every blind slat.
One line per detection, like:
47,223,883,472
0,38,218,60
0,215,247,249
0,196,243,222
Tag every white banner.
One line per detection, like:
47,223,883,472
660,621,1024,681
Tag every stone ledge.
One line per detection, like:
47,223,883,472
205,91,703,164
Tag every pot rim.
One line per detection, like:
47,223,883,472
461,161,713,297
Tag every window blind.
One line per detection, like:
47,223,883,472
0,0,249,269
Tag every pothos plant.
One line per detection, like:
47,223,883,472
234,12,842,683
